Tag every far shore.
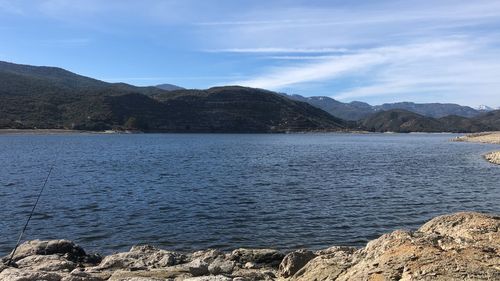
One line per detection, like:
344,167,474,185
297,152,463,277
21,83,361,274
0,128,489,135
0,129,128,135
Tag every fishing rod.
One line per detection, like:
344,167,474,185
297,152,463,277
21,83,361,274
6,165,54,266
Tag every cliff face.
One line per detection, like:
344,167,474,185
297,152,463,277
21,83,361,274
1,212,499,280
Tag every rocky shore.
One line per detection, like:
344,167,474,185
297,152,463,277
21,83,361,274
454,132,500,144
1,212,499,280
454,132,500,164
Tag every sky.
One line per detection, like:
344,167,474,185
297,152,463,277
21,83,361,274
1,0,500,107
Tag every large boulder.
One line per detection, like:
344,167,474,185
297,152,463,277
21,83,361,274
93,245,187,271
229,248,284,267
289,246,356,281
4,240,87,263
278,249,317,278
16,254,76,272
0,267,63,281
292,212,500,281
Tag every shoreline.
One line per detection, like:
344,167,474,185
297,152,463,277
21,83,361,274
453,132,500,165
0,128,483,136
1,212,498,280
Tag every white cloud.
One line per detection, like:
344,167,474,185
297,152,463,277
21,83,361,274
233,40,471,89
205,47,349,54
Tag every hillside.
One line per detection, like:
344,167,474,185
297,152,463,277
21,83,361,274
360,109,445,132
286,94,481,120
359,109,500,133
286,95,373,120
153,86,348,132
0,61,347,132
155,83,184,91
375,102,479,118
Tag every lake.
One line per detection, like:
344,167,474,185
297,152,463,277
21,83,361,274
0,133,499,255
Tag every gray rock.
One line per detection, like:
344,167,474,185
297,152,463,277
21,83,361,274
180,259,209,276
229,249,284,267
207,258,235,275
190,249,224,264
4,240,86,263
94,245,186,271
16,254,76,272
278,249,316,278
183,276,232,281
0,267,64,281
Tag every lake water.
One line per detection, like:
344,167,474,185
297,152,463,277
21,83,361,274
0,133,499,255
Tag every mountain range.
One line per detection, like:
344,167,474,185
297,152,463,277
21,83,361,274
285,94,482,120
0,60,498,133
0,61,345,132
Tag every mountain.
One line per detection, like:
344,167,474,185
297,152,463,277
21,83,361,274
374,102,479,118
472,110,500,130
285,94,481,120
0,61,347,132
155,84,184,91
360,110,445,133
0,61,165,97
286,95,373,120
151,86,348,132
359,109,500,133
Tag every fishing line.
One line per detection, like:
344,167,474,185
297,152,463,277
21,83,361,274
6,165,54,266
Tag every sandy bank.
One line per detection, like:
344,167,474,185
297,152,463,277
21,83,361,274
1,212,499,280
454,131,500,144
454,132,500,165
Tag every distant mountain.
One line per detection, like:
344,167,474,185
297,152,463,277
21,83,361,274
286,95,373,120
285,94,481,120
0,61,346,132
472,109,500,130
359,109,500,133
1,60,498,133
374,102,479,118
155,83,184,91
360,109,444,133
477,105,495,112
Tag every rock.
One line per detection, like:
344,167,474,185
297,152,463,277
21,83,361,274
278,249,317,278
293,212,500,281
16,254,76,272
180,258,209,276
485,151,500,164
1,212,498,281
62,270,104,281
107,269,191,280
4,240,87,263
231,267,277,280
94,245,186,271
289,246,356,281
229,249,284,267
190,249,224,264
207,258,235,275
183,276,232,281
243,262,256,269
0,267,64,281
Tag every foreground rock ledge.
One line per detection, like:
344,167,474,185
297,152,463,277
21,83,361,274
1,212,499,281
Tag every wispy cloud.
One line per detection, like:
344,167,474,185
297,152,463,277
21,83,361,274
233,40,470,88
205,47,349,54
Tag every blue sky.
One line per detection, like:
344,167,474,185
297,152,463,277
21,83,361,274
1,0,500,107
